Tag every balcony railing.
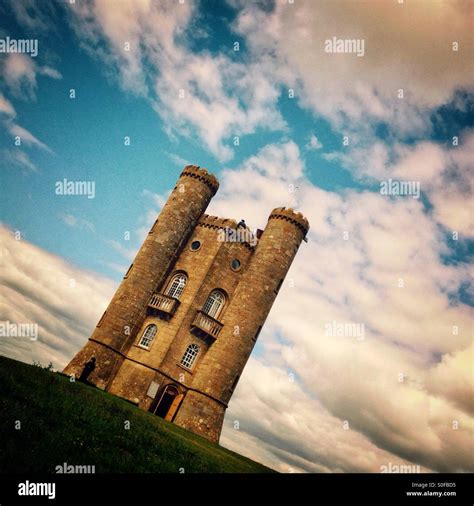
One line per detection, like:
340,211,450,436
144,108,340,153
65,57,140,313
148,292,180,316
191,310,223,339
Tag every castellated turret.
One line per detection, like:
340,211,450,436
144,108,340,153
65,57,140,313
63,166,218,388
64,166,309,443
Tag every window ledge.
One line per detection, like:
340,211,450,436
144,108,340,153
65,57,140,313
134,344,151,351
177,363,193,374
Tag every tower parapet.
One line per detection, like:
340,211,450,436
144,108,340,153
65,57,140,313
269,207,309,236
196,215,256,251
180,165,219,194
197,214,238,230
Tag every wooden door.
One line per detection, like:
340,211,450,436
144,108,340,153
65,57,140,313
165,393,184,421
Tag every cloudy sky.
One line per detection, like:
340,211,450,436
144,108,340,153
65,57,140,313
0,0,473,473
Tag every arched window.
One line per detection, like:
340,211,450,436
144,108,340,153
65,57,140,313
180,343,199,369
165,273,187,299
138,324,157,349
202,289,226,319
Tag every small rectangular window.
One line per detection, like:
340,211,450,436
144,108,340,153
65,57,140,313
124,264,133,279
97,311,106,327
274,278,283,294
230,375,240,392
253,325,262,342
149,219,158,234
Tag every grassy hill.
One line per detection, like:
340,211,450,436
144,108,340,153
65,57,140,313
0,356,273,473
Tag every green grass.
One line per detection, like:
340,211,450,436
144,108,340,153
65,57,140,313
0,356,273,473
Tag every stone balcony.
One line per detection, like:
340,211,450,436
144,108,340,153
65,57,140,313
148,292,180,317
191,310,223,339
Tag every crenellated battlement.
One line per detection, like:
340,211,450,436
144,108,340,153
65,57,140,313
197,215,256,250
198,214,237,230
181,165,219,194
269,207,310,235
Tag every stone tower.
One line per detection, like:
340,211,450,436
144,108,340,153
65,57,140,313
64,165,309,443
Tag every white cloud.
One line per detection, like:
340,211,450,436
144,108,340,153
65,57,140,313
165,151,190,168
2,54,37,100
233,0,474,138
0,225,115,369
426,343,474,417
393,135,474,237
207,140,307,227
40,66,62,80
222,358,435,473
306,134,323,151
1,53,62,100
0,94,53,156
8,122,53,153
8,0,58,33
1,148,37,171
106,239,136,261
0,93,16,117
322,131,474,237
60,213,95,232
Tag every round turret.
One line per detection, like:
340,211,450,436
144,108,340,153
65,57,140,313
180,165,219,195
190,206,310,404
269,207,310,236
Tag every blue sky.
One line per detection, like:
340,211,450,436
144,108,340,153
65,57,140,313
1,0,473,474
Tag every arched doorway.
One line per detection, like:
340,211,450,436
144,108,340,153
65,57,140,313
152,385,183,421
